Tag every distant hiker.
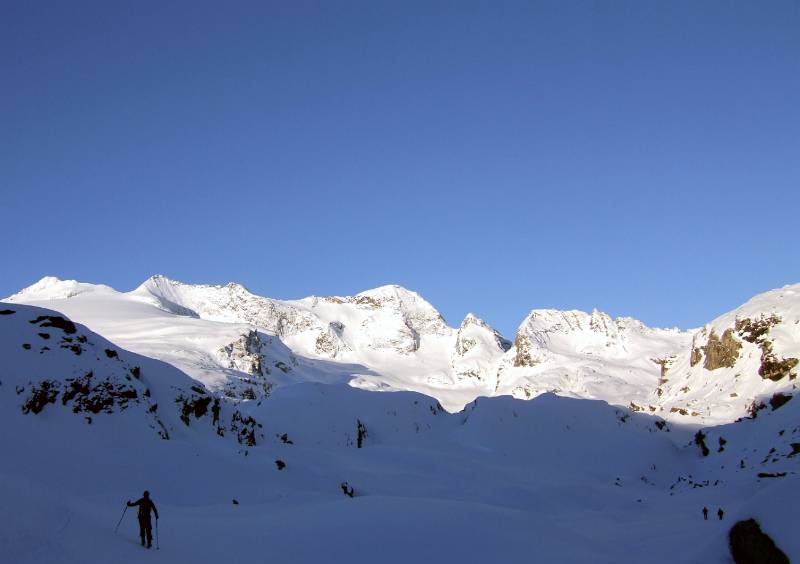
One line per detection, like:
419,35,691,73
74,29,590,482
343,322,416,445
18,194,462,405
211,399,221,426
127,490,159,548
718,508,724,521
340,482,354,498
702,507,708,520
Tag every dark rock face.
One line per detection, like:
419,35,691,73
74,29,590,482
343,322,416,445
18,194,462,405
702,329,742,370
690,345,703,367
217,330,264,376
513,334,540,367
356,419,367,448
769,393,792,411
759,356,799,382
694,430,710,457
735,315,798,381
28,315,77,334
21,381,59,414
22,373,140,415
690,314,798,380
230,410,258,446
728,519,789,564
177,393,212,425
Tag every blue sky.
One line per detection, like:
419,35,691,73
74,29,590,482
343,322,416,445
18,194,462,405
1,1,798,336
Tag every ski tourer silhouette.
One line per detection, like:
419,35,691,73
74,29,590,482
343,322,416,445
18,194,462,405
127,491,159,548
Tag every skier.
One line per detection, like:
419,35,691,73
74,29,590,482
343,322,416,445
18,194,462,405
718,508,724,521
702,507,708,520
127,490,159,548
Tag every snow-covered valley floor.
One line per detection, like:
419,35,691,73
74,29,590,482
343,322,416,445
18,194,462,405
3,381,797,564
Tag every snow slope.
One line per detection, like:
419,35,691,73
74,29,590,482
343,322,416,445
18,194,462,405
1,303,797,563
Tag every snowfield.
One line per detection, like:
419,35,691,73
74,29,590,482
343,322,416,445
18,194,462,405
2,278,799,563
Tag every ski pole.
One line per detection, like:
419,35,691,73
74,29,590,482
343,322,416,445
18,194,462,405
114,505,128,533
155,518,159,550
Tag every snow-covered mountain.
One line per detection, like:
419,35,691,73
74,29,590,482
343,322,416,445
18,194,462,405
5,276,800,423
0,303,263,448
451,312,511,386
650,284,800,424
6,276,507,410
497,308,691,409
2,279,799,563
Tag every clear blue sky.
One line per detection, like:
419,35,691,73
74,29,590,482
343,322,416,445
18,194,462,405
2,1,798,336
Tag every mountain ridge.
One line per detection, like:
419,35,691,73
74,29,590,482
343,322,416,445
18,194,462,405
5,275,799,422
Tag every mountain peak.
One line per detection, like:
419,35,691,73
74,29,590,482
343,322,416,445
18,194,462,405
356,284,423,302
5,276,115,302
135,275,253,297
459,313,501,334
461,312,481,325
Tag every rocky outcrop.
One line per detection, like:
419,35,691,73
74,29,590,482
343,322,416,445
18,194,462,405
513,333,541,368
690,346,703,367
230,410,259,446
217,330,264,376
315,321,351,358
735,315,798,381
652,357,673,393
702,329,742,370
15,314,146,417
690,314,798,381
175,386,262,447
176,387,213,425
28,314,77,334
215,330,276,400
18,358,169,440
728,519,789,564
769,392,792,411
4,305,280,443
